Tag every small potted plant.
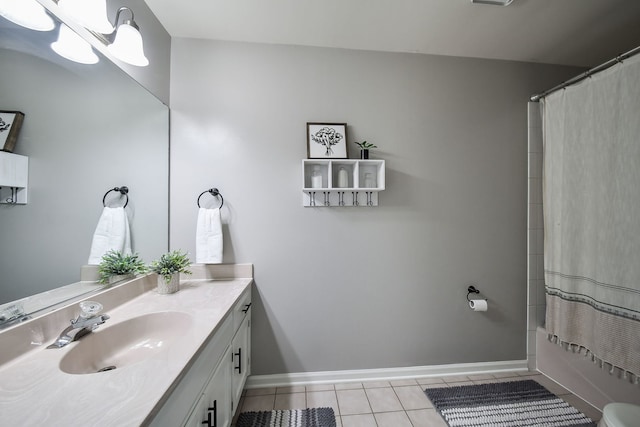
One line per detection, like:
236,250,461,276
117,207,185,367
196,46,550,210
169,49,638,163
354,141,377,159
149,250,192,294
98,250,147,285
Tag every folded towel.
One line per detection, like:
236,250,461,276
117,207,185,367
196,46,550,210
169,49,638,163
87,207,132,265
196,207,223,263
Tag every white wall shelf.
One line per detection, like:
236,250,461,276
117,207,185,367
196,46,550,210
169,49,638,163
0,151,28,204
302,159,385,207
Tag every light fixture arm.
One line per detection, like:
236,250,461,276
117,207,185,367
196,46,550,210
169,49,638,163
113,7,138,31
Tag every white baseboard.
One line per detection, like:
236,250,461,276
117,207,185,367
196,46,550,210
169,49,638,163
245,360,528,389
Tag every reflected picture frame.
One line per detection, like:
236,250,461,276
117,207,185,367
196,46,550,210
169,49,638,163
307,122,348,159
0,111,25,153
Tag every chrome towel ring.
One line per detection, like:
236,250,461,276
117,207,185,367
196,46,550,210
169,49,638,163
197,188,224,209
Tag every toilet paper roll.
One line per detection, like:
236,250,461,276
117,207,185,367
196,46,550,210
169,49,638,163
469,299,488,312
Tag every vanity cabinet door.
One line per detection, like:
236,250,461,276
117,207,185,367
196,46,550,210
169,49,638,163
231,313,251,413
184,346,232,427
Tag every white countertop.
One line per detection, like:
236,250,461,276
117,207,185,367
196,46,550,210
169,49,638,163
0,277,252,426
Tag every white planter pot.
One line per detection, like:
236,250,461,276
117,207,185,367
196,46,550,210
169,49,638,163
157,273,180,294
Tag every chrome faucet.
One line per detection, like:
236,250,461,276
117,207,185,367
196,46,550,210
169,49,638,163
47,301,110,349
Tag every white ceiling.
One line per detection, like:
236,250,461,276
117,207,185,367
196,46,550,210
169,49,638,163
143,0,640,68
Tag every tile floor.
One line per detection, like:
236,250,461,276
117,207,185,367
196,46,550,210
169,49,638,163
233,370,602,427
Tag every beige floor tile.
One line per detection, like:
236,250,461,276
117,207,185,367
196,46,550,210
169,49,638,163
443,375,469,382
518,370,540,376
393,385,433,410
390,378,418,387
467,373,494,381
362,380,390,388
274,392,306,410
446,380,475,386
335,382,363,390
365,387,403,412
406,409,448,427
492,371,521,378
341,414,377,427
472,378,501,385
276,385,306,394
241,394,275,412
306,383,335,392
417,377,446,385
336,389,372,415
307,390,340,415
244,387,276,396
374,411,413,427
423,382,450,389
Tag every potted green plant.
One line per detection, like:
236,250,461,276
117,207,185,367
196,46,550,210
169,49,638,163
149,250,192,294
98,250,147,285
354,141,377,159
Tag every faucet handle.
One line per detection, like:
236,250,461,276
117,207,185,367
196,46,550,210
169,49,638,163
79,301,103,318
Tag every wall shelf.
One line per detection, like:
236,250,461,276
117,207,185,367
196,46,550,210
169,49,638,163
0,152,28,204
302,159,385,207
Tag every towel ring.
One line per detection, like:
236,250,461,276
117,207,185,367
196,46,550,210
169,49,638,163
102,186,129,208
197,188,224,209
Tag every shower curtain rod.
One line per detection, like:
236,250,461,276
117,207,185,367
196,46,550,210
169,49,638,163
530,44,640,102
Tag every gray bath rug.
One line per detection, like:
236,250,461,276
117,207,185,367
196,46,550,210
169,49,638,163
235,407,336,427
424,379,596,427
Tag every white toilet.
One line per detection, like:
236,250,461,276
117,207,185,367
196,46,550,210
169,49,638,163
598,403,640,427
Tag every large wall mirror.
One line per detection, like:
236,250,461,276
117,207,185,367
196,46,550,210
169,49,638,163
0,10,168,324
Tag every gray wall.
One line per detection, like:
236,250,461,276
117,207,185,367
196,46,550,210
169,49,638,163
169,38,581,375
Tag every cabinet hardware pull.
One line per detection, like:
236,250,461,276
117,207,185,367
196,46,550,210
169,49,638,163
241,303,252,313
202,400,217,427
234,348,242,374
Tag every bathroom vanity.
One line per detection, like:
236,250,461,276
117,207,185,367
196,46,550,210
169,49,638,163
0,264,253,427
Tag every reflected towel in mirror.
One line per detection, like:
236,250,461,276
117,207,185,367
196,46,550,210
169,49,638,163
196,207,222,263
87,207,132,265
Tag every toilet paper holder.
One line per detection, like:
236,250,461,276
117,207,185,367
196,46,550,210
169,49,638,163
466,285,486,302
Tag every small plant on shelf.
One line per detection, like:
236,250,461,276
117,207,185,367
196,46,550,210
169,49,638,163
98,250,147,284
149,250,192,283
353,141,378,159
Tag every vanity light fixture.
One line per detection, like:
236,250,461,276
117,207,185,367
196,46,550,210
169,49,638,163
0,0,55,31
57,0,113,34
106,7,149,67
470,0,514,5
51,23,99,65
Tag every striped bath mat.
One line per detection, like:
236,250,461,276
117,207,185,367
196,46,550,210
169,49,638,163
424,379,596,427
235,407,336,427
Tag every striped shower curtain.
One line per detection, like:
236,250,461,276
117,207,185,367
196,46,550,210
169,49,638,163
542,54,640,383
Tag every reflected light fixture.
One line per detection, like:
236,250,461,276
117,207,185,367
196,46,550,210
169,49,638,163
51,23,99,64
471,0,514,5
0,0,55,31
106,7,148,67
57,0,113,34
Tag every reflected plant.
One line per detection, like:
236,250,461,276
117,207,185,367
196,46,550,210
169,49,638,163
98,250,147,284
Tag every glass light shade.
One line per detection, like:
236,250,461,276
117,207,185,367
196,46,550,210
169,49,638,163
51,24,99,65
57,0,113,34
107,23,149,67
0,0,55,31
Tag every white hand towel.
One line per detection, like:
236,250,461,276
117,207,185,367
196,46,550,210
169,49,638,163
196,207,223,263
87,207,132,265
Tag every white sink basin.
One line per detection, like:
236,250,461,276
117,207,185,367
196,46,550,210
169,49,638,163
59,311,192,375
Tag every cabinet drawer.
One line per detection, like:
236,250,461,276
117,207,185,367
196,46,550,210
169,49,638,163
232,288,252,331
